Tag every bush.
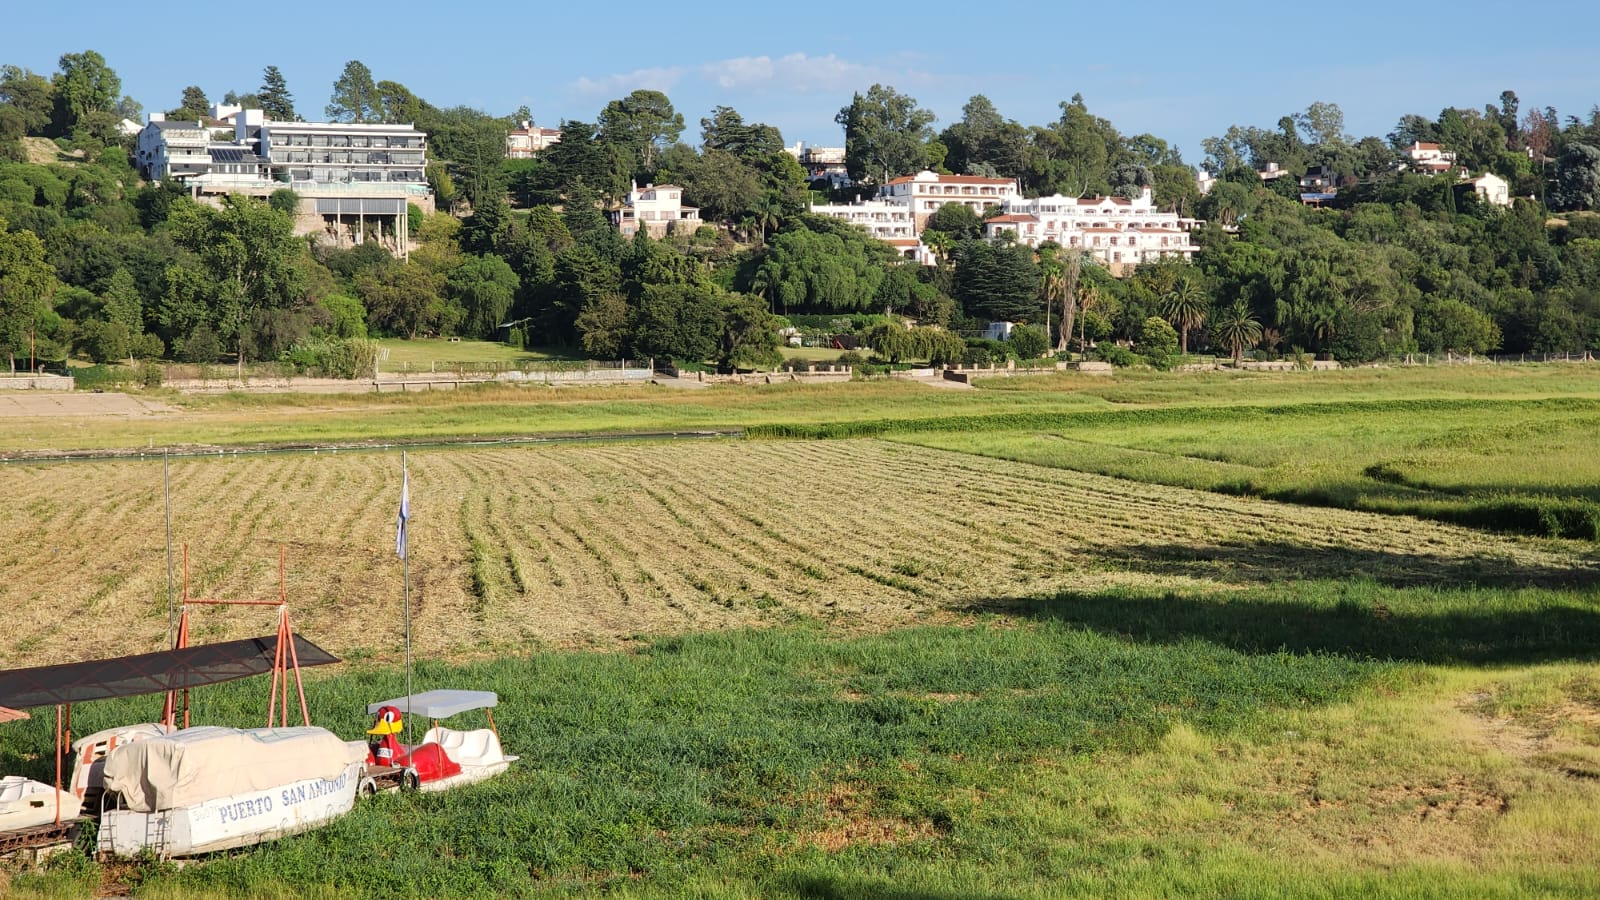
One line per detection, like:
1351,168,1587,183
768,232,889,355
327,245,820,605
1009,324,1048,360
268,188,301,215
279,337,378,379
1096,344,1143,367
178,325,223,364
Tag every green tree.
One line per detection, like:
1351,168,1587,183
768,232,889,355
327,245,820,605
1160,277,1210,354
429,107,510,210
1010,323,1048,359
357,261,446,339
633,282,721,363
1139,315,1179,362
835,84,935,185
375,80,432,125
682,149,762,227
169,86,209,121
326,60,377,123
1210,300,1263,364
718,292,781,371
100,267,143,334
448,254,520,339
922,203,982,241
0,215,58,372
952,239,1039,322
700,106,784,159
51,51,120,136
576,291,631,358
0,66,56,135
258,66,295,120
168,196,303,373
598,89,683,175
1551,143,1600,211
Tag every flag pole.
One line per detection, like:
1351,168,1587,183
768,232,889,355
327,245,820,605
400,450,412,748
165,448,174,647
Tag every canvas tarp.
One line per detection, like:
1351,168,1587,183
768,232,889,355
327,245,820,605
102,726,365,813
0,635,339,710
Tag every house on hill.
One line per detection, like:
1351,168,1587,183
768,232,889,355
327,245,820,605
1405,141,1457,175
609,182,701,237
1463,172,1511,207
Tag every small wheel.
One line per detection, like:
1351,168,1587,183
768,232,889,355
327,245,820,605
401,768,421,791
358,777,378,797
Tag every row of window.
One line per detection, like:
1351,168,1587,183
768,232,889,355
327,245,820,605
285,169,426,183
275,134,424,149
272,151,425,166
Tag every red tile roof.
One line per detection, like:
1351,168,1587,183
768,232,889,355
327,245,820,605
986,214,1038,224
883,173,1013,186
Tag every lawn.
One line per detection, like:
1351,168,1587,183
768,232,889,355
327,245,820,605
375,338,583,371
1,364,1598,896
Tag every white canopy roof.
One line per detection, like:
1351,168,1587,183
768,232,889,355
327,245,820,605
367,690,498,719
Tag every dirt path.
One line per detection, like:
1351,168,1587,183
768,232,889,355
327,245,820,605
0,392,171,417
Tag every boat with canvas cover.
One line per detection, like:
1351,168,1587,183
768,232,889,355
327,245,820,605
361,690,516,793
0,630,343,857
97,725,366,857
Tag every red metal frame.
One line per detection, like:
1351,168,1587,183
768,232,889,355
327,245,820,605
162,545,312,729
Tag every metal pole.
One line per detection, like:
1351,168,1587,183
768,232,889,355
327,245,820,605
165,449,174,646
402,450,412,747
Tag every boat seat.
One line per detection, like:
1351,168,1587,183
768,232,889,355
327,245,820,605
419,726,505,768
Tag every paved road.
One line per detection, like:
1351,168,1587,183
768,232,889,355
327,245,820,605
0,392,171,417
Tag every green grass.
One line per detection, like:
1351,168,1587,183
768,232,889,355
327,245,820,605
779,346,850,363
887,395,1600,539
375,339,583,371
6,573,1599,897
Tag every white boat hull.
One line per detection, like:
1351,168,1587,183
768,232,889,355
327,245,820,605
0,776,82,833
98,761,362,858
417,758,516,793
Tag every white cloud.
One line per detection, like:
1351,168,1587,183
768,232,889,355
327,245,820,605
570,52,935,100
571,66,689,98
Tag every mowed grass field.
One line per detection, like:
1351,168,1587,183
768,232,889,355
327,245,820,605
1,365,1599,896
1,440,1594,667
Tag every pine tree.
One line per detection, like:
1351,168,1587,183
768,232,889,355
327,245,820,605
325,61,376,124
258,66,295,120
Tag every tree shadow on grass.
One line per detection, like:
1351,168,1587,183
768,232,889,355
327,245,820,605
964,586,1600,666
1094,540,1600,590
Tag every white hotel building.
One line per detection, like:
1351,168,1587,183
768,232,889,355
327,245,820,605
983,187,1196,274
876,170,1021,229
808,169,1194,273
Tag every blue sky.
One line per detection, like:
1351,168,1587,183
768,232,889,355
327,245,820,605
5,1,1597,165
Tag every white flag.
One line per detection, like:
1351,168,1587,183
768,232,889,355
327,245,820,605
396,467,410,559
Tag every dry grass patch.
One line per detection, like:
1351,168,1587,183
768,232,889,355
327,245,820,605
0,439,1595,666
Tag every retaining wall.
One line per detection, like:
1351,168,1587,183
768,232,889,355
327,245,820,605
0,375,75,390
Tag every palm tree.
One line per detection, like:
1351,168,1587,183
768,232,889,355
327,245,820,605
922,230,953,268
1211,300,1263,365
749,195,782,243
1160,277,1210,355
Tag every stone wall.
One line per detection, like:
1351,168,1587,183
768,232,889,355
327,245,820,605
0,374,75,390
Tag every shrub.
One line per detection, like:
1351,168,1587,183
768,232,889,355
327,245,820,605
1096,344,1143,367
1010,324,1048,360
279,337,379,379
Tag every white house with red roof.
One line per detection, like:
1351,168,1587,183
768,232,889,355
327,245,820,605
982,186,1197,274
875,170,1021,229
1405,141,1458,174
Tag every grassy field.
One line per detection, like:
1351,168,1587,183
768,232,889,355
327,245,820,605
1,364,1598,896
1,440,1593,668
1,363,1597,457
375,339,580,371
